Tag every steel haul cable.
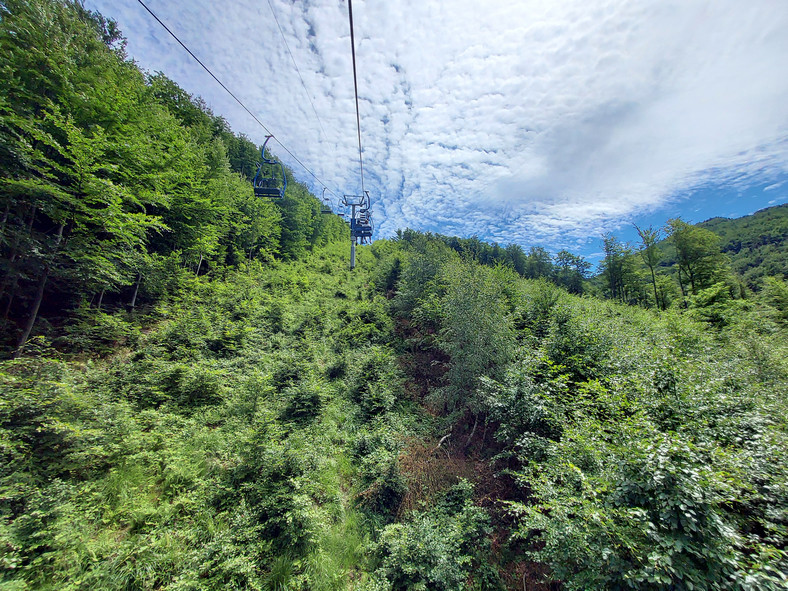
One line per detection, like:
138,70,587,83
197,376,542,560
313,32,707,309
135,0,339,199
347,0,365,195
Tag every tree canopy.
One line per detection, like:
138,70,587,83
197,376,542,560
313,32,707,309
0,0,347,355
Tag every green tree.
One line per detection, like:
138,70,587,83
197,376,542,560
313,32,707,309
667,218,726,296
635,224,662,309
761,276,788,324
434,261,515,424
0,1,168,352
278,178,318,260
555,250,590,294
504,243,527,276
524,246,554,280
599,233,634,302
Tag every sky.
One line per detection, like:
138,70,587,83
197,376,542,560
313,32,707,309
84,0,788,260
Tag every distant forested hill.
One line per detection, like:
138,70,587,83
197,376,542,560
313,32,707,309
698,203,787,286
591,204,787,311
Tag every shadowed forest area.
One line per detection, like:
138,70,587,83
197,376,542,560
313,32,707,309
1,2,787,590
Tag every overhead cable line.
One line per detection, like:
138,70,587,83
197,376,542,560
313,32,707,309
135,0,339,199
266,0,329,143
347,0,365,194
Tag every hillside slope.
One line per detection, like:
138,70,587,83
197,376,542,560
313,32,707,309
699,204,788,285
3,238,787,590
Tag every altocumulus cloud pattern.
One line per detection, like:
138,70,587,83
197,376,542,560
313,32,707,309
87,0,788,248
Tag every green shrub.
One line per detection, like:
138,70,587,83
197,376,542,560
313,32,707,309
365,481,501,591
760,276,788,324
544,304,612,383
281,379,324,424
105,360,225,410
356,447,406,520
433,261,515,413
515,278,563,338
60,309,141,355
346,347,402,419
513,425,788,591
336,299,393,346
219,437,317,560
688,282,752,327
479,367,561,461
372,253,402,295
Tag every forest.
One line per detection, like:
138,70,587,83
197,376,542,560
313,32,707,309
1,1,787,590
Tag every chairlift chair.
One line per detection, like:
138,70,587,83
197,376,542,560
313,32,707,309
252,136,287,199
342,193,373,240
351,208,373,239
320,188,333,214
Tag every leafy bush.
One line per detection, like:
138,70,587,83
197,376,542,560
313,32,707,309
336,298,394,346
346,347,402,419
60,309,141,354
356,446,407,520
688,282,752,327
432,261,515,413
102,358,225,410
365,481,501,591
221,435,317,558
544,304,612,383
515,278,563,338
281,378,324,424
392,242,454,316
479,365,561,461
371,250,403,295
760,276,788,324
512,419,788,590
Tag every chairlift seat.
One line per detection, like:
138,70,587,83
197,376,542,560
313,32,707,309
254,186,284,199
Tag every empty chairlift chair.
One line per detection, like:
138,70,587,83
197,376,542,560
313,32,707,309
320,188,333,214
252,136,287,199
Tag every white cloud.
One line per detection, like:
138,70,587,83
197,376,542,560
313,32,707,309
86,0,788,247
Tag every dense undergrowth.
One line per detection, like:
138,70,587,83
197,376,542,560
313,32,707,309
2,236,787,590
1,244,418,590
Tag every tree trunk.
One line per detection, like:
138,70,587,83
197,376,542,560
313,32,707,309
465,412,479,448
96,288,105,311
0,202,9,236
649,267,659,310
129,273,141,309
14,267,48,358
195,253,203,276
13,223,64,356
0,204,36,297
677,266,687,298
2,278,18,320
